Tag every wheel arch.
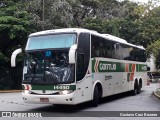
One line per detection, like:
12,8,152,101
92,80,103,100
133,78,138,89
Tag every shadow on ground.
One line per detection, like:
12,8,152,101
28,90,145,113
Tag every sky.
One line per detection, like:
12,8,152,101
126,0,160,6
119,0,149,3
130,0,148,3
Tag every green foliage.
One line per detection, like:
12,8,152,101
83,18,103,33
0,1,35,63
0,0,35,89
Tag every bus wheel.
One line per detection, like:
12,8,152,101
132,82,138,95
137,85,141,94
92,85,99,107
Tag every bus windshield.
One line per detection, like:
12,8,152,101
23,50,74,84
26,33,76,50
23,33,76,84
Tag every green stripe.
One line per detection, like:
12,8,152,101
92,59,147,73
136,64,139,72
98,61,125,72
92,60,125,72
129,64,132,72
22,85,76,90
137,64,147,72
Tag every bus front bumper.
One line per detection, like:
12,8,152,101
22,91,76,105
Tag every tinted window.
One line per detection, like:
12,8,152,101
91,35,119,59
77,54,85,80
91,35,147,62
121,44,147,62
76,33,90,81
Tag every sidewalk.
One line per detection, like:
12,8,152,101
152,82,160,100
154,88,160,100
0,90,21,93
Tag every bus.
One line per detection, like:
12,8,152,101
11,28,148,107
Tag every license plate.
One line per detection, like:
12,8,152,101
40,98,49,102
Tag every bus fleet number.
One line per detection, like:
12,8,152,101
53,86,70,90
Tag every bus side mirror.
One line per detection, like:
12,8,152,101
11,48,22,67
69,44,77,64
147,66,150,71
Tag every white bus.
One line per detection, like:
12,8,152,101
11,28,148,107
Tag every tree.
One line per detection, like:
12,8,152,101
0,0,35,64
25,0,74,30
0,0,35,89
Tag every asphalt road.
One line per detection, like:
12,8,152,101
0,83,160,120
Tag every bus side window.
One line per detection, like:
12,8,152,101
76,54,85,81
113,43,123,59
105,41,113,58
97,41,105,57
121,44,133,60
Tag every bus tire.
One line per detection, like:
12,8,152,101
132,82,138,95
137,80,142,94
91,85,99,107
137,85,141,94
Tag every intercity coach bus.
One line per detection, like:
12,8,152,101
11,28,148,107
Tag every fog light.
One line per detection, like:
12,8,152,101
69,98,73,101
23,97,27,100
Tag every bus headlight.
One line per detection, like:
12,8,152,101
59,90,73,95
22,90,31,94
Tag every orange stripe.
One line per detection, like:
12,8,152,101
130,64,136,81
126,63,129,72
130,73,134,81
94,60,98,73
132,64,136,72
94,60,97,72
96,60,99,72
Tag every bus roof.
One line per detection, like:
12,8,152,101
29,28,145,50
29,28,93,37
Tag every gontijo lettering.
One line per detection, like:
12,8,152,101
100,63,116,71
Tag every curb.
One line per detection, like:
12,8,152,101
153,91,160,100
0,90,21,93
